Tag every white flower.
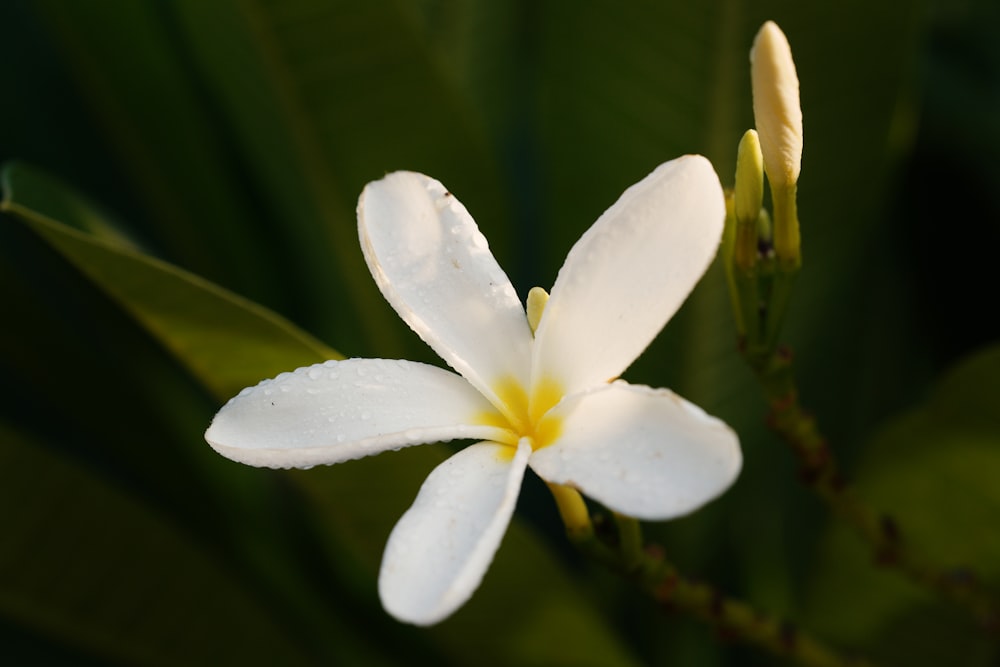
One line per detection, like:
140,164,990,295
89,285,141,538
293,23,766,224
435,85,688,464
205,155,741,625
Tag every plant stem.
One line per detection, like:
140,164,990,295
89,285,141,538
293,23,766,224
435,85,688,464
745,344,1000,632
561,507,873,667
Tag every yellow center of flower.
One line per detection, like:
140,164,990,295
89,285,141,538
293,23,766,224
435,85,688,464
476,375,564,452
474,286,565,453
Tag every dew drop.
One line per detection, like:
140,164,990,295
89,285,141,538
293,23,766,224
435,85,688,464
308,367,322,380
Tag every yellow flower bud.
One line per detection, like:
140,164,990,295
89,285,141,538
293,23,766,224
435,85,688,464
526,286,549,335
750,21,802,190
751,21,802,267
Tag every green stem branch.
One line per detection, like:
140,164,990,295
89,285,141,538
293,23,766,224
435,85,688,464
560,505,873,667
745,345,1000,632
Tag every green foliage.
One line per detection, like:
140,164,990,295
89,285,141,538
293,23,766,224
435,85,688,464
1,0,996,665
1,163,339,401
805,345,1000,666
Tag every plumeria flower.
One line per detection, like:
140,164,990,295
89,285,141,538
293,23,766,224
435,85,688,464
205,155,741,625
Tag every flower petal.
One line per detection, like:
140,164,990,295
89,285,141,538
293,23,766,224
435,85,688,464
529,381,740,521
205,359,511,469
379,438,531,625
358,172,533,410
532,155,726,395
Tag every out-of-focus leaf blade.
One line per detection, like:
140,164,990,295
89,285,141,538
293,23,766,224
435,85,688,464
803,344,1000,666
30,0,287,307
0,421,313,667
1,162,339,401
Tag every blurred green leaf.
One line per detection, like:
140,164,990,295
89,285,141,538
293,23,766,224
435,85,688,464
30,0,289,307
804,344,1000,666
0,421,314,667
1,162,339,401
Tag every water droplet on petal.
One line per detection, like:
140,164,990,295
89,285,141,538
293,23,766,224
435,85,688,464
308,367,322,380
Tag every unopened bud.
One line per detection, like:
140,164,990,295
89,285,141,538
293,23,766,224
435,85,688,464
751,21,802,190
733,130,763,272
751,21,802,267
526,286,549,335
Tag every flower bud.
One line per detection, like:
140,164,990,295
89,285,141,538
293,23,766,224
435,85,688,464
751,21,801,267
750,21,802,190
733,129,764,272
526,286,549,335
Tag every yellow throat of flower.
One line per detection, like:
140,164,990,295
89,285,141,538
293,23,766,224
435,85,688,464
476,286,565,451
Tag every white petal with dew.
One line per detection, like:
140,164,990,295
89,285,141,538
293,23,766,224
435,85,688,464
379,438,531,625
532,156,726,395
529,381,741,521
205,359,509,469
359,172,533,410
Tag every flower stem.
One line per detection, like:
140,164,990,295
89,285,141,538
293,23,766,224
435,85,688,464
561,508,873,667
723,182,999,631
745,344,1000,632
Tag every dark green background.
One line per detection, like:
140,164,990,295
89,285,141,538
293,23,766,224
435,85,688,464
1,1,998,665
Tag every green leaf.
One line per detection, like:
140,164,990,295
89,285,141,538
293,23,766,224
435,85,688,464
28,0,289,307
0,421,314,666
803,344,1000,666
1,162,339,401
